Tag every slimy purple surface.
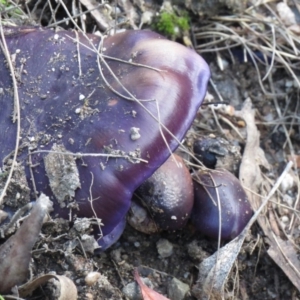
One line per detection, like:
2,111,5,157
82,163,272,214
0,27,210,250
191,169,252,240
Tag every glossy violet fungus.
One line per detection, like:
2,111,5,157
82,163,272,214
0,27,210,250
191,169,252,240
130,153,194,232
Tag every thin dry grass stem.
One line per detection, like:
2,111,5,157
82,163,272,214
269,199,300,214
88,172,103,244
2,296,25,300
218,115,244,140
154,99,180,167
57,0,94,35
78,1,86,33
66,33,163,73
27,0,41,17
46,3,103,28
204,172,223,299
95,37,157,102
253,238,263,280
29,150,149,164
283,93,300,149
75,236,88,259
27,149,38,199
37,1,49,24
246,0,277,11
243,161,294,235
248,234,262,256
179,142,207,168
269,94,290,136
213,13,296,48
183,159,205,170
111,258,126,287
262,23,276,81
272,231,300,278
46,0,59,25
197,22,272,95
0,15,21,207
210,106,225,134
50,0,61,25
193,4,300,94
102,54,163,71
260,171,300,221
272,207,300,252
192,172,217,206
209,78,225,103
232,261,240,299
75,30,82,77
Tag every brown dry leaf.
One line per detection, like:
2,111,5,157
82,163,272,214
0,194,53,294
193,233,246,300
134,268,170,300
18,274,77,299
236,98,300,292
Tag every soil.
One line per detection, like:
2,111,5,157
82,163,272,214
1,0,300,299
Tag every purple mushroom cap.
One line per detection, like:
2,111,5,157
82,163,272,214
0,27,210,250
191,169,252,240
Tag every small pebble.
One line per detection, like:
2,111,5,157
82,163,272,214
156,239,173,258
168,277,190,300
85,292,94,300
280,173,294,193
281,215,289,223
122,278,153,300
85,272,101,286
0,210,8,223
81,234,100,254
130,127,141,140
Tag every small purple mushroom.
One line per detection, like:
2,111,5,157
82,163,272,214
129,153,194,232
0,27,210,250
191,169,252,240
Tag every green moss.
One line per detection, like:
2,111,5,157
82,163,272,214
177,15,189,31
0,0,23,17
153,11,190,39
0,0,8,5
